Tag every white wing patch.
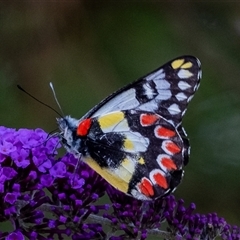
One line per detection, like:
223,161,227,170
153,79,170,90
175,92,188,101
143,83,156,99
156,90,172,100
187,95,194,103
178,81,191,90
177,69,193,79
123,131,149,153
167,104,181,115
113,156,136,183
92,88,139,117
137,100,158,112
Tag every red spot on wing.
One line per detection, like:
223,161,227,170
140,114,159,126
161,157,177,170
165,141,181,154
153,171,168,189
137,177,154,197
77,118,92,136
155,126,176,138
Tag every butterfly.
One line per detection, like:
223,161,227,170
58,56,201,200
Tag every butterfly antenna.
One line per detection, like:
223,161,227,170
17,85,63,118
49,82,64,116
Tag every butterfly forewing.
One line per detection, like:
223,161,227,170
83,56,201,127
58,56,201,200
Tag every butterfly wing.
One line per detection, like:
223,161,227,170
83,110,188,200
83,56,201,127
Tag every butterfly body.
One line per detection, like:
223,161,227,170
58,56,201,200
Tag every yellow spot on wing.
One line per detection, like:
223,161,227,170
138,157,145,165
119,158,135,182
84,157,133,193
171,59,184,69
181,62,192,69
124,139,134,151
98,111,125,131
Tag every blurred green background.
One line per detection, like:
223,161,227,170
1,1,240,230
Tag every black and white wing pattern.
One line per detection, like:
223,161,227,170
58,56,201,200
83,56,201,127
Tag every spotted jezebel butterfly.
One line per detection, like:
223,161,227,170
58,56,201,200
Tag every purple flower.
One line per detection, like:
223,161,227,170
0,126,239,240
49,162,67,178
6,231,24,240
11,149,30,168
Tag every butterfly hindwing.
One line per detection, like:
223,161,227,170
125,110,186,199
79,110,186,200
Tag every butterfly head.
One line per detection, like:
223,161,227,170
57,116,83,157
